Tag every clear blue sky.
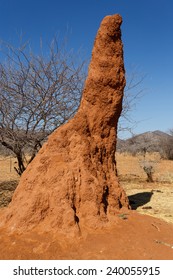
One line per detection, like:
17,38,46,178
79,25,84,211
0,0,173,138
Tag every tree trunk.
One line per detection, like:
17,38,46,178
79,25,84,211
15,153,26,176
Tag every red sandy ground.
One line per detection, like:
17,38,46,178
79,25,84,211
0,211,173,260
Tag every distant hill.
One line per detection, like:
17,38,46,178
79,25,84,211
117,130,173,159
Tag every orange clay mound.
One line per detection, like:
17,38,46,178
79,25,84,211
0,14,129,235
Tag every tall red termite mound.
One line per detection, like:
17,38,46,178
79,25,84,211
0,14,129,234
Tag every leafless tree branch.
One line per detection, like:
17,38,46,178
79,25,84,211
0,37,86,174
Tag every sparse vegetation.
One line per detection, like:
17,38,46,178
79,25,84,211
116,152,173,224
0,180,18,208
0,37,86,175
139,152,160,183
140,160,155,182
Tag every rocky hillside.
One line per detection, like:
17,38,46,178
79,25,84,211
117,130,173,159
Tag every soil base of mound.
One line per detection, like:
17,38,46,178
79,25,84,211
0,211,173,260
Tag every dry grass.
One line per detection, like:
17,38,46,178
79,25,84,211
0,156,19,182
116,152,173,183
116,152,173,224
0,156,19,208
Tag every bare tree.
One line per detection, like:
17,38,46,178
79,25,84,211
0,38,86,175
0,37,146,175
118,69,146,136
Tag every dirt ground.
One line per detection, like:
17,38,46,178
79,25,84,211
0,153,173,260
0,210,173,260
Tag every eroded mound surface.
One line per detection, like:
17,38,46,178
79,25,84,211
0,14,129,235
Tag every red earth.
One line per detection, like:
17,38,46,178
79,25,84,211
0,210,173,260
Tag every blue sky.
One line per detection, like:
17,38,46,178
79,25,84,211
0,0,173,138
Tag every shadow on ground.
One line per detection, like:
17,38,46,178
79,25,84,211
128,191,153,210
